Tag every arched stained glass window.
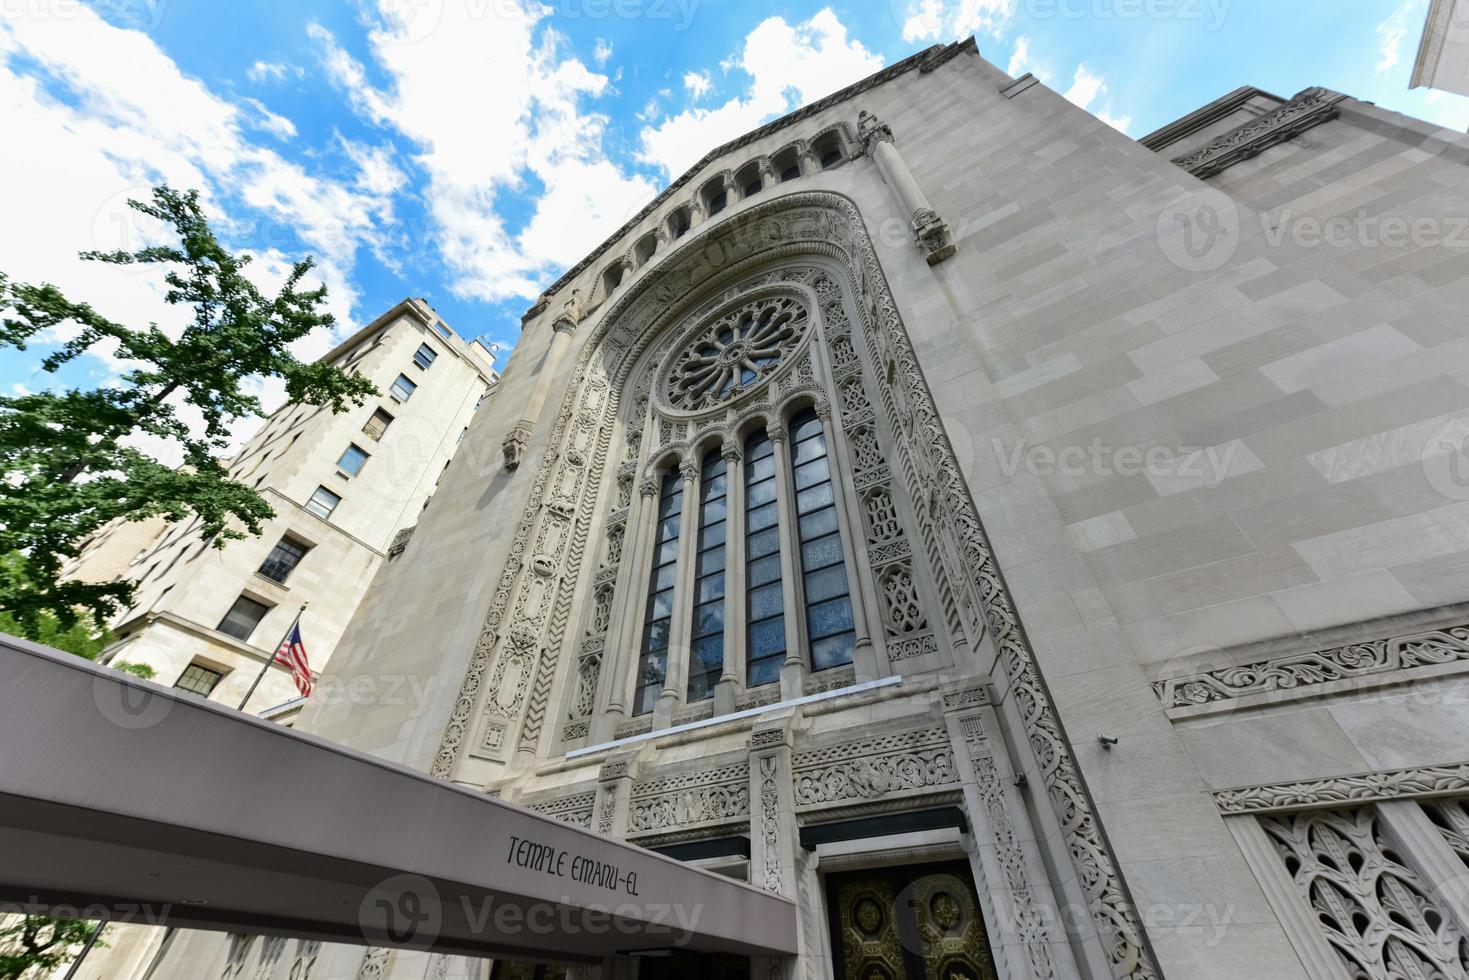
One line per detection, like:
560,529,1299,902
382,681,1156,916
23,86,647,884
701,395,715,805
633,471,682,715
688,451,728,702
789,409,855,671
745,429,785,687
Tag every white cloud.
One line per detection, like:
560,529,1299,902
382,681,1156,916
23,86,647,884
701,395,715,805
683,69,711,99
639,8,884,178
1006,35,1039,79
1376,0,1416,75
310,3,656,302
593,38,613,66
0,7,398,463
897,0,1014,42
246,60,301,83
1062,63,1131,134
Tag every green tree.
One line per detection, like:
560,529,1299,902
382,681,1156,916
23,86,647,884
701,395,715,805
0,186,376,635
0,916,105,980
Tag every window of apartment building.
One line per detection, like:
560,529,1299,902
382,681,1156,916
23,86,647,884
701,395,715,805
337,444,369,478
389,374,418,402
413,342,438,370
363,407,394,441
217,595,271,642
434,321,452,339
306,485,342,520
174,662,225,697
257,536,310,584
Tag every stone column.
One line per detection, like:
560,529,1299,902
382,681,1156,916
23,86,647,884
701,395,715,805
767,419,807,699
749,722,803,980
858,110,957,266
715,438,745,715
599,479,661,737
654,458,700,727
942,686,1079,980
816,400,878,683
502,290,582,470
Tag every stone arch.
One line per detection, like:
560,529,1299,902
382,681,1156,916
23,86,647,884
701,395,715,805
432,190,1158,980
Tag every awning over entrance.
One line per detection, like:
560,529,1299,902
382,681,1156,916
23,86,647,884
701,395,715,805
0,635,797,963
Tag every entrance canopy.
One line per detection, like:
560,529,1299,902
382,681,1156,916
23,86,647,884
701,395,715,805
0,635,797,963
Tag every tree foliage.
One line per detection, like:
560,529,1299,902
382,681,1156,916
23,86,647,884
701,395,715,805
0,186,376,635
0,917,105,980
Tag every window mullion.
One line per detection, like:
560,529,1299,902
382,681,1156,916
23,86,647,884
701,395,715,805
721,442,745,702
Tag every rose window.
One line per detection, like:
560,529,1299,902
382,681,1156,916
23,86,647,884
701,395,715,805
667,295,808,411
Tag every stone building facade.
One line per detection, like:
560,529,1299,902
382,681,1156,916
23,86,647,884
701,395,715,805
135,38,1469,980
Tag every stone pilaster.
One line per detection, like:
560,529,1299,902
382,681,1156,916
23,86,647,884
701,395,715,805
748,722,802,980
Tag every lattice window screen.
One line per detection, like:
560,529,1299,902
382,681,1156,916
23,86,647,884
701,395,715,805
1258,805,1469,979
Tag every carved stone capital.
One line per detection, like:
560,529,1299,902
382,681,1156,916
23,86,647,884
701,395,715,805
911,208,957,265
721,440,742,463
857,109,895,154
551,288,583,335
680,458,701,482
502,421,534,471
638,478,660,499
766,421,787,444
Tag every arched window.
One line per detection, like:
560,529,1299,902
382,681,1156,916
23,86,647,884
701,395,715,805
603,262,625,296
703,177,728,217
813,132,844,170
736,162,762,199
634,471,683,715
744,429,785,687
789,408,855,670
773,146,802,182
667,206,691,240
687,450,728,701
634,232,658,267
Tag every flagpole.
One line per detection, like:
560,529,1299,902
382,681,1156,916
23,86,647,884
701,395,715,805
238,602,307,713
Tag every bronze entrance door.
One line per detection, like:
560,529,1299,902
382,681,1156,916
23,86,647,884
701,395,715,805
826,861,998,980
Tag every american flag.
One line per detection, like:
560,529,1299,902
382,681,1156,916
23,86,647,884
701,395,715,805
272,622,313,698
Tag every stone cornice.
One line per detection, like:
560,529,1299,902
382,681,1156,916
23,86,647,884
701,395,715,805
523,38,977,322
1167,86,1349,179
1137,85,1278,151
1215,761,1469,815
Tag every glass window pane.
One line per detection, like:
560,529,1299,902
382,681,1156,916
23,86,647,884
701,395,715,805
798,507,839,540
687,670,717,703
699,521,727,550
749,553,782,587
811,632,855,671
801,533,843,572
643,618,670,652
749,582,783,621
807,596,854,640
337,444,368,476
748,655,782,687
693,601,724,638
701,496,727,525
791,412,823,442
690,635,724,673
696,545,726,576
797,482,834,515
747,455,775,482
657,516,680,541
749,618,786,658
747,478,778,509
696,572,725,603
218,595,269,641
793,437,826,467
747,526,780,560
701,472,727,501
804,564,849,604
650,588,674,621
793,458,829,490
653,563,677,592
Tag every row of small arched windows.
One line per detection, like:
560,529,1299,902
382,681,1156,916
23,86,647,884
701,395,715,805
600,130,852,299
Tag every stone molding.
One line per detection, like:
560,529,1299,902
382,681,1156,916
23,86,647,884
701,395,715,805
525,790,597,829
627,762,751,835
1215,761,1469,815
1168,86,1348,178
792,726,957,809
1154,621,1469,710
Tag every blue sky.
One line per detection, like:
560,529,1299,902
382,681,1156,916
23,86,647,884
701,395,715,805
1,0,1465,457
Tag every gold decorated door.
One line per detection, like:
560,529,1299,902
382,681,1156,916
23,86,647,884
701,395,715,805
826,861,997,980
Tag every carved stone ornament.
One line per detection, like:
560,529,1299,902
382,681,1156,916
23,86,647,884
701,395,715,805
1170,87,1348,179
1215,761,1469,815
429,192,1156,979
628,763,751,835
792,726,957,808
386,525,415,560
663,290,811,413
551,287,584,334
857,109,895,153
502,420,533,471
911,208,957,265
1156,622,1469,709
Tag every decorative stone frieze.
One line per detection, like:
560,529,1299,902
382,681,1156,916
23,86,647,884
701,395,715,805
1215,761,1469,815
792,726,957,808
526,790,597,829
1155,622,1469,709
1169,86,1348,178
627,763,751,835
